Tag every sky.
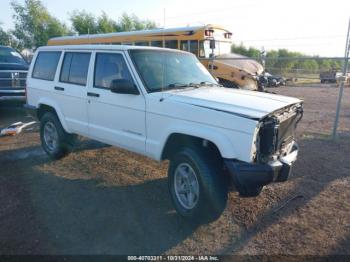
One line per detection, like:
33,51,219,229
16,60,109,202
0,0,349,56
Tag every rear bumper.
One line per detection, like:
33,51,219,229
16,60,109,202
224,143,298,197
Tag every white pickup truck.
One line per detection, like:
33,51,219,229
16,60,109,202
25,45,303,222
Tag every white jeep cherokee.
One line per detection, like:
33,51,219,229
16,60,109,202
25,45,303,222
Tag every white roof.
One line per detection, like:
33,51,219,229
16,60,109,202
37,44,190,54
50,25,211,41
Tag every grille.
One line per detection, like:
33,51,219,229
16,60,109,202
258,108,302,162
277,114,298,150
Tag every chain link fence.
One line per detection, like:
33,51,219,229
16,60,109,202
203,56,349,89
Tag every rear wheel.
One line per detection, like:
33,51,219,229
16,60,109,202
40,112,76,159
168,147,227,223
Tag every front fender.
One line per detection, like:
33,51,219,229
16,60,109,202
158,125,238,160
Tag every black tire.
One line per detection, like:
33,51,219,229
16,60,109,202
168,147,228,223
40,112,76,159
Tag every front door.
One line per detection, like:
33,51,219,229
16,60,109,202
87,51,146,154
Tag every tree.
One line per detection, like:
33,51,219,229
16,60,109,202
0,23,22,49
70,11,156,35
70,10,98,35
0,25,12,46
97,12,117,33
11,0,70,48
116,13,156,32
231,43,262,57
265,49,278,69
231,43,250,56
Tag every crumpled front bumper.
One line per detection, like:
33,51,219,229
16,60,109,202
224,142,299,197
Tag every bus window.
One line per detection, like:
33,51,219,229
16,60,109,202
199,41,205,57
135,42,149,46
180,40,188,51
151,41,163,47
189,40,198,56
122,42,133,45
112,42,121,45
200,40,231,57
165,40,178,49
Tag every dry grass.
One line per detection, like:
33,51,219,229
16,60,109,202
0,85,349,255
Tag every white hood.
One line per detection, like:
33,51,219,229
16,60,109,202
165,87,301,120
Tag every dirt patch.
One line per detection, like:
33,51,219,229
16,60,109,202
0,85,349,255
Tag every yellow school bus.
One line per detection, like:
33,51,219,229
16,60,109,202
48,24,265,90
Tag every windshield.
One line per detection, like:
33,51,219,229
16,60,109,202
199,40,231,58
0,47,27,64
129,49,217,93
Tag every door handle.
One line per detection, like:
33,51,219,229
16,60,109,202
54,86,64,91
87,92,100,97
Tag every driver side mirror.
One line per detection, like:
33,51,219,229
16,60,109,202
110,79,139,95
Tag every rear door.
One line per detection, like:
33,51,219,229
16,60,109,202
87,51,146,154
55,51,92,136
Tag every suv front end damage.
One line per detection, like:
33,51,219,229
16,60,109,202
224,103,303,196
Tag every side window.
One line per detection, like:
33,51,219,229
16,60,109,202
60,52,91,86
165,40,178,49
94,53,133,89
189,40,198,56
199,41,205,58
32,51,61,81
180,40,189,51
135,42,149,46
150,41,163,47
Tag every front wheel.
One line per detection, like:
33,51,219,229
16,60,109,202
168,147,227,223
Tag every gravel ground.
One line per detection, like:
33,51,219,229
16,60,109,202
0,85,349,255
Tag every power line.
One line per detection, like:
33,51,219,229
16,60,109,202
203,57,347,61
240,35,344,42
243,42,340,48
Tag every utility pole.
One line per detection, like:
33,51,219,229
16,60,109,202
260,46,266,68
332,17,350,140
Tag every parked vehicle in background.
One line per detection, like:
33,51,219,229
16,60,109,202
320,70,342,84
21,48,34,63
265,72,286,87
25,45,303,222
48,24,266,91
0,46,29,102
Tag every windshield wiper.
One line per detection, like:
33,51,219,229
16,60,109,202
199,81,223,87
167,83,200,90
152,81,221,93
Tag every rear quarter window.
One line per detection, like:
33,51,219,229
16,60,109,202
32,51,61,81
